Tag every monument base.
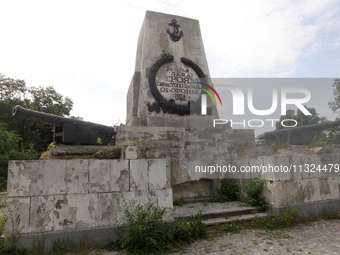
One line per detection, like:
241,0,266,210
115,125,255,199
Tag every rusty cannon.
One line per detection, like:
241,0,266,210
259,120,340,145
12,105,116,145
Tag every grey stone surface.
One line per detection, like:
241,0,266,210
7,160,44,197
44,161,67,195
174,201,260,219
202,213,267,226
149,159,170,190
157,188,173,208
30,195,54,233
14,226,122,253
66,160,89,193
130,159,149,191
6,158,171,236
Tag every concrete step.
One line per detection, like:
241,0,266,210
202,212,267,226
174,201,265,220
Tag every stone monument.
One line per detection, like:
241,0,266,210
116,11,254,199
125,11,219,127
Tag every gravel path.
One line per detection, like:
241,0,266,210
171,219,340,255
96,219,340,255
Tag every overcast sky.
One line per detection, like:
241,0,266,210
1,0,339,130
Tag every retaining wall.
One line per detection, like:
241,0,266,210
5,159,172,235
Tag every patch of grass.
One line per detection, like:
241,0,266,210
210,206,304,240
0,208,23,255
0,210,5,236
113,199,207,254
130,138,148,147
320,209,340,220
221,222,240,234
173,197,185,206
94,146,121,159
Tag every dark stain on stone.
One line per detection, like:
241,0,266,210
55,199,66,209
59,219,73,226
117,169,129,191
304,181,315,200
319,178,330,197
36,204,42,214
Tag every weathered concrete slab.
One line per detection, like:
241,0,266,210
149,159,171,190
30,196,54,233
66,160,89,194
174,201,262,219
44,161,67,195
7,161,44,197
202,213,267,226
157,188,173,208
130,159,149,191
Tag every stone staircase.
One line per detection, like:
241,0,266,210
174,201,267,226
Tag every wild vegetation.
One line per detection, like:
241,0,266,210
0,73,77,190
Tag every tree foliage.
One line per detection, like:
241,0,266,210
275,107,326,130
329,79,340,114
0,73,75,187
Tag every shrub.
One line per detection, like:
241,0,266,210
243,178,267,209
115,199,207,254
214,178,240,202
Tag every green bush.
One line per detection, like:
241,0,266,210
214,178,240,202
115,199,207,254
243,178,267,209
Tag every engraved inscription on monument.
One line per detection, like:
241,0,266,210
155,62,201,104
148,56,208,115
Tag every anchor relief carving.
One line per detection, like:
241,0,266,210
166,19,183,42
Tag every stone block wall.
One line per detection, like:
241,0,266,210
232,147,340,216
5,159,172,235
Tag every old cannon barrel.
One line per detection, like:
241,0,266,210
12,105,116,145
12,105,116,135
260,119,340,145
